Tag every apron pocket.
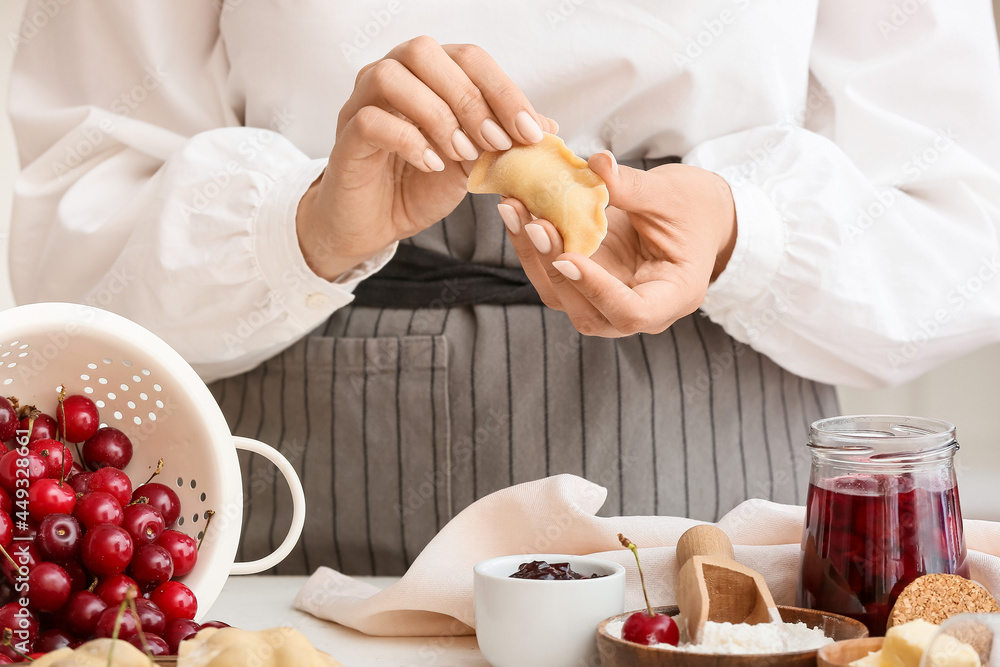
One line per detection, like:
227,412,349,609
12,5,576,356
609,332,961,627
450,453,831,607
308,334,451,576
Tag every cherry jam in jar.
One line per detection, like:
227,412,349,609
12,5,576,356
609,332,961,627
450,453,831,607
797,416,968,636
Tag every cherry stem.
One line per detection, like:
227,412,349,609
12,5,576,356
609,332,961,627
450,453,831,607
108,594,130,666
142,459,164,486
619,534,656,617
1,628,32,661
198,510,216,551
126,592,154,660
56,384,66,445
6,398,19,414
0,543,21,572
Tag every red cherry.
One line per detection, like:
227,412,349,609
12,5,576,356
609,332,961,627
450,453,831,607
0,602,38,653
36,514,82,561
199,620,230,629
150,581,197,622
129,544,173,590
156,530,196,577
88,467,132,507
18,413,57,444
13,518,37,542
27,438,73,479
59,559,88,594
57,395,100,443
27,479,76,520
72,491,123,530
0,488,11,515
127,632,170,655
82,427,133,470
68,471,93,495
95,574,139,607
131,483,180,528
163,618,201,654
26,562,71,612
32,628,73,653
1,542,40,584
0,656,11,665
133,598,167,636
62,590,107,637
0,512,11,549
0,450,46,493
123,504,165,547
81,524,133,576
621,610,680,646
0,399,16,443
95,604,138,640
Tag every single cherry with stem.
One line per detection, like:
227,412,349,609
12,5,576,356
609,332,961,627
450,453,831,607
618,534,679,646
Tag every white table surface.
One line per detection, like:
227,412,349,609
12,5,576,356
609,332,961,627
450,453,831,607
203,576,490,667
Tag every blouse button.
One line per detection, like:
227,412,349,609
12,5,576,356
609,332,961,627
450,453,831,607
306,293,331,310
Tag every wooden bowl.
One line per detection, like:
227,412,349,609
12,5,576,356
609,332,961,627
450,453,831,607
597,605,869,666
816,637,884,667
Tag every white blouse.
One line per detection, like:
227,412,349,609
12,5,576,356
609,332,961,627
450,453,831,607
8,1,1000,387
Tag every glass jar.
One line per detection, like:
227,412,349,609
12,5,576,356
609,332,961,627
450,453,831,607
797,415,968,636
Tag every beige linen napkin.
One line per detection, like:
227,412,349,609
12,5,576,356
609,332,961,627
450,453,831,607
293,474,1000,637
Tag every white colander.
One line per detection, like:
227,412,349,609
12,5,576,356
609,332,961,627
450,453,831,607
0,302,306,619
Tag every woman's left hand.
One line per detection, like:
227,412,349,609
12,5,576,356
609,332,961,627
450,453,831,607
500,152,738,337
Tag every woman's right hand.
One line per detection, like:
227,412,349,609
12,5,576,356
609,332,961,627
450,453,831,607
295,36,555,281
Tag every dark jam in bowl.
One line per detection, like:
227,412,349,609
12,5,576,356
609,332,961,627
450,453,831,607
798,475,968,636
509,560,607,580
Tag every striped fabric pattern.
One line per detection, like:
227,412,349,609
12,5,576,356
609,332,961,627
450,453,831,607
208,157,838,575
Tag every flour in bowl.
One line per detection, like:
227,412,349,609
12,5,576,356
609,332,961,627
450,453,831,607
605,617,834,654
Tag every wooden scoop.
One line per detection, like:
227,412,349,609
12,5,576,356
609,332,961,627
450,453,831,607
675,524,781,644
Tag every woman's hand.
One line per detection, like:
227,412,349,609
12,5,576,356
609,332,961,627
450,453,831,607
296,36,555,281
501,152,737,336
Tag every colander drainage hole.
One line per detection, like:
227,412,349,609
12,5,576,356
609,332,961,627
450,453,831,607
176,477,183,487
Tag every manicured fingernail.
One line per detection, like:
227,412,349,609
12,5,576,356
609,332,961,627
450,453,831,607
423,148,445,172
497,204,520,235
553,260,582,281
515,110,544,143
481,118,512,151
525,223,551,255
602,150,619,178
452,129,479,161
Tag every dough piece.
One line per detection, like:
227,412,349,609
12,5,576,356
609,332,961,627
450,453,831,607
29,639,153,666
177,626,343,667
468,133,609,256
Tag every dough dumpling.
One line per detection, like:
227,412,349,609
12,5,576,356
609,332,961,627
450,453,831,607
177,626,343,667
468,133,609,256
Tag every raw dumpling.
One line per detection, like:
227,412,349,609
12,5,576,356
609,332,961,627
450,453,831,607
468,133,609,256
29,639,152,666
177,626,343,667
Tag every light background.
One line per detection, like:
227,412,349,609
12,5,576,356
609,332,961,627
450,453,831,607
0,1,997,519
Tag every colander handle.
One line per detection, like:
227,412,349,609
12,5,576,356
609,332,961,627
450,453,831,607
228,436,307,575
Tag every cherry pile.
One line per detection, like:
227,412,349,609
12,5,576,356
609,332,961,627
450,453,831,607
0,390,221,661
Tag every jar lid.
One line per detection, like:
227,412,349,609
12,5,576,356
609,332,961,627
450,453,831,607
808,415,957,464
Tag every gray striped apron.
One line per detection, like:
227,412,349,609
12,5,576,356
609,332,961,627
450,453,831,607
207,157,839,576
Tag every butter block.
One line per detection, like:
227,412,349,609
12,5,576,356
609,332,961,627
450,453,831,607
925,634,982,667
882,619,938,667
849,650,885,667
